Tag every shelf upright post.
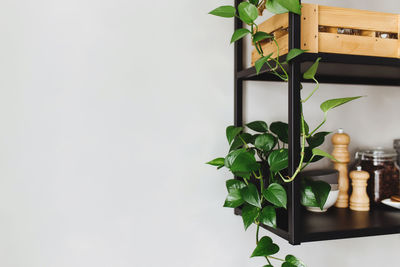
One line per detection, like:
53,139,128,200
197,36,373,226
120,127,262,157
232,0,244,218
288,7,302,245
234,0,243,127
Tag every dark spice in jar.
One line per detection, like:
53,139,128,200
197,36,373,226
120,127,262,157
356,149,400,206
394,139,400,166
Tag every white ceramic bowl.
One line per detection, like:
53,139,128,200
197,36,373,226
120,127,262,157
306,184,339,212
382,198,400,210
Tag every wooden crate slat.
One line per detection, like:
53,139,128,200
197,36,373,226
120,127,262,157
258,13,288,34
398,14,400,58
301,3,318,53
319,5,398,33
319,32,398,58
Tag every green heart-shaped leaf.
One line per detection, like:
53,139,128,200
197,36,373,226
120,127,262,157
255,53,273,74
226,150,260,174
306,132,331,148
269,121,288,143
226,179,247,193
206,157,225,167
241,183,261,208
246,120,269,132
283,255,306,267
242,203,260,230
259,206,277,228
263,183,287,208
304,147,323,163
266,0,289,14
303,120,310,136
230,133,253,151
312,180,331,210
249,0,260,6
320,96,363,113
251,236,280,257
301,179,331,210
286,48,307,62
312,148,338,162
231,28,251,43
209,5,236,18
268,149,289,172
255,133,277,152
276,0,301,15
300,180,317,207
226,125,243,145
238,2,258,24
303,57,321,79
250,134,261,145
224,149,244,168
253,31,273,43
223,189,244,208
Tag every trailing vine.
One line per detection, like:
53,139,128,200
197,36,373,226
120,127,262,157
207,1,363,266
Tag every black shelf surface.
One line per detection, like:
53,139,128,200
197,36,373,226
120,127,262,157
301,207,400,243
235,206,400,244
237,53,400,86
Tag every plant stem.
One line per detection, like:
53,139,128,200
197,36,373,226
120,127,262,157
268,256,285,261
266,256,273,265
301,155,315,171
274,38,280,58
253,35,287,80
255,41,263,55
256,223,260,244
302,78,320,103
254,23,259,32
257,41,265,55
272,39,289,80
260,173,264,191
277,171,286,181
309,112,327,136
253,171,260,179
239,135,249,149
281,108,306,183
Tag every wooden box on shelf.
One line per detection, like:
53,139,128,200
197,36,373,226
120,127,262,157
251,3,400,65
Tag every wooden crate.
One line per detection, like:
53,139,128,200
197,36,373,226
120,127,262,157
252,4,400,65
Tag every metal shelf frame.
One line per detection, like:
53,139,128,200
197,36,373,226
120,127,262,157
233,0,400,245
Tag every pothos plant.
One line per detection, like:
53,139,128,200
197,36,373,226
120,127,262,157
207,1,363,266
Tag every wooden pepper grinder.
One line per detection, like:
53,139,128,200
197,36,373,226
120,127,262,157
349,166,370,211
331,128,350,208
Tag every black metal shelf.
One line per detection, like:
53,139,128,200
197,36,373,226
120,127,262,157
301,207,400,242
233,0,400,245
238,53,400,86
236,206,400,243
235,207,400,243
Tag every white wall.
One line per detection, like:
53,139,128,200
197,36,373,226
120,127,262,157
0,0,398,266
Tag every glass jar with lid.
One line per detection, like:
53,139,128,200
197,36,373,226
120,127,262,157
355,148,400,206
